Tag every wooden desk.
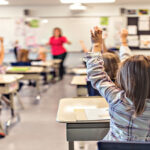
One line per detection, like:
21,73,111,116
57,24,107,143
72,68,87,75
31,61,53,83
6,67,44,103
31,59,62,81
71,75,87,96
0,74,24,134
57,97,109,150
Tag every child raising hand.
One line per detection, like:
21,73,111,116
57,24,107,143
85,26,150,142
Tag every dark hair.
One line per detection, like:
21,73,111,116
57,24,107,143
102,52,120,80
116,55,150,116
53,27,62,37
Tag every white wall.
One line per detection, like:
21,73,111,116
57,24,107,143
0,4,150,54
1,4,150,18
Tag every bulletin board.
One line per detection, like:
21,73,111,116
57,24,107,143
127,16,150,50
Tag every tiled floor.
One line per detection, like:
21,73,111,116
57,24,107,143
0,75,77,150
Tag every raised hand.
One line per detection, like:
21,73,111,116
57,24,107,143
91,26,103,52
121,29,128,40
120,29,128,46
91,26,102,44
0,37,3,43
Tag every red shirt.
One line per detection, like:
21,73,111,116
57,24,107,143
49,36,68,56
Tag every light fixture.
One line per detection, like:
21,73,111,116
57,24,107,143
41,19,48,24
0,0,9,5
69,3,86,10
61,0,115,3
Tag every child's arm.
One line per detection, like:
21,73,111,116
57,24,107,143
0,37,4,65
119,29,132,61
79,40,89,53
102,31,108,53
85,27,122,104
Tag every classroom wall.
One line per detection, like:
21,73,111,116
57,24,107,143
1,4,150,55
1,4,150,18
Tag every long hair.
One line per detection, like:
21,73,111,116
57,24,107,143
116,55,150,116
53,27,62,37
102,52,120,80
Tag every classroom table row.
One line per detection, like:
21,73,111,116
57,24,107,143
0,59,62,135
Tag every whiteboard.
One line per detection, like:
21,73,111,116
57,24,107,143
37,17,124,52
0,16,124,52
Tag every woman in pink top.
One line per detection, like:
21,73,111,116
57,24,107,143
49,27,71,79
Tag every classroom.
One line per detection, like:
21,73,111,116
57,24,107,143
0,0,150,150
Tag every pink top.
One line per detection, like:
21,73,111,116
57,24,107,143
49,36,68,56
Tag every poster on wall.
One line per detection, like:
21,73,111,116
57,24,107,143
100,17,109,26
138,9,149,15
127,9,137,15
128,36,139,47
138,16,150,31
140,35,150,49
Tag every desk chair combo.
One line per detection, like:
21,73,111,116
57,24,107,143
0,74,24,135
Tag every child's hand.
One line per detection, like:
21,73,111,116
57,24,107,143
91,27,103,52
0,37,3,43
91,26,102,44
120,29,128,46
121,29,128,40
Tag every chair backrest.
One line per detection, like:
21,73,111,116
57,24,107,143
18,49,29,62
11,62,31,66
97,141,150,150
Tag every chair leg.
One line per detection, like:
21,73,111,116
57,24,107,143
16,92,25,110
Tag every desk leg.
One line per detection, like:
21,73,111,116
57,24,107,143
16,92,24,110
68,141,74,150
34,79,41,104
9,93,15,117
5,93,20,135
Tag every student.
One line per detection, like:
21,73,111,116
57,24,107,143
49,27,71,79
102,52,120,82
85,27,150,141
80,32,113,96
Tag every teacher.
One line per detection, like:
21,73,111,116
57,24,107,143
49,27,71,80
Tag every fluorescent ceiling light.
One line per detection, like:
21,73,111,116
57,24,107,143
41,19,48,24
69,3,86,10
0,0,9,5
61,0,115,3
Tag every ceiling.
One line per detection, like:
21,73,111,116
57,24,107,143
6,0,150,6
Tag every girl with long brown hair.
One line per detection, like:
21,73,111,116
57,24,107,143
85,27,150,141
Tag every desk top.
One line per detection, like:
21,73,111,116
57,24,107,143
72,68,87,75
31,61,53,67
0,74,24,84
71,75,87,86
56,97,108,123
6,66,44,74
31,59,62,67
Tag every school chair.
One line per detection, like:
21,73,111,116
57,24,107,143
11,62,31,66
97,141,150,150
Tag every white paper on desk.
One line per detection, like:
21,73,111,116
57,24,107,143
31,61,43,65
128,25,137,35
128,35,139,47
85,108,110,121
138,16,150,31
140,35,150,48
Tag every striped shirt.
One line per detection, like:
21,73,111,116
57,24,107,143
85,49,150,142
